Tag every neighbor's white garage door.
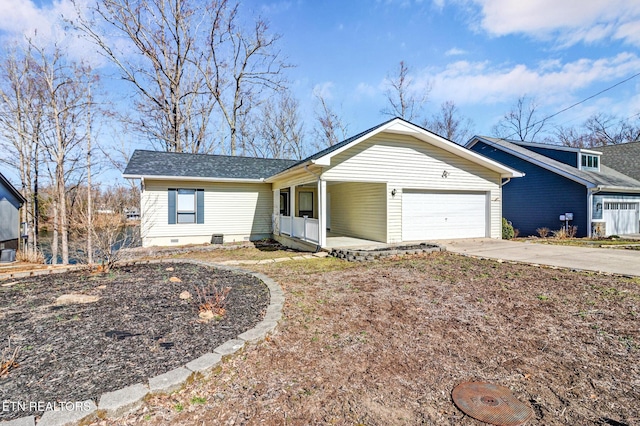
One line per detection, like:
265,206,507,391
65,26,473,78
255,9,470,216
603,202,639,235
402,191,487,240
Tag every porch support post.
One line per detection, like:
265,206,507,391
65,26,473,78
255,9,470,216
290,185,296,235
318,179,326,248
273,189,280,235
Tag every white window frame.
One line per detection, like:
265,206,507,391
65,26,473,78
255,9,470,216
177,189,196,223
580,154,599,171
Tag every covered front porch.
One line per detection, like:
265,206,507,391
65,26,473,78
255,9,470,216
272,180,388,249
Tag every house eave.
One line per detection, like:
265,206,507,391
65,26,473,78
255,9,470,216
122,174,266,183
593,186,640,194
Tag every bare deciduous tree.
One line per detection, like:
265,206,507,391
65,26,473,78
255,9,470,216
73,0,217,153
424,100,474,145
0,45,43,261
203,0,291,155
555,113,640,148
492,95,550,141
584,113,640,146
74,0,290,156
33,43,95,264
381,60,430,122
312,90,348,150
251,92,305,159
554,125,591,148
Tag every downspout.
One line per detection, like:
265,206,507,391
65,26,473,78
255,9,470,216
500,178,511,187
304,165,322,252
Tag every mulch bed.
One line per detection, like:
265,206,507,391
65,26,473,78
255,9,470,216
0,262,269,421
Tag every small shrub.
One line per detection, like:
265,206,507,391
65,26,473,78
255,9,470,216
567,226,578,238
536,227,550,238
193,282,231,317
552,227,568,239
502,218,515,240
513,228,520,238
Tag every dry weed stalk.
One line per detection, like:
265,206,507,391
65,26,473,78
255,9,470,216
0,345,20,377
552,227,568,239
536,227,550,238
193,282,231,317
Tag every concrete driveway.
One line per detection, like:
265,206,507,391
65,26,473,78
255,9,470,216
440,238,640,277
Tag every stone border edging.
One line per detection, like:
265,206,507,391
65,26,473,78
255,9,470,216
1,258,284,426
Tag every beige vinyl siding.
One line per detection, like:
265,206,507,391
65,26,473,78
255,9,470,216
141,180,272,247
322,133,504,241
328,182,387,242
271,168,320,191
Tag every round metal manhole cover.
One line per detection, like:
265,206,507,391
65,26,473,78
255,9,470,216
452,382,534,426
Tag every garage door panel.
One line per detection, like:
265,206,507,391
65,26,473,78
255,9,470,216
402,191,487,240
603,202,639,235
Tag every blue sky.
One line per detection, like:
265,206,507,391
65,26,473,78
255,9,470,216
2,0,640,152
251,0,640,138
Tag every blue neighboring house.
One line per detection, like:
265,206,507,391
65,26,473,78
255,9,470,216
466,137,640,237
0,171,26,252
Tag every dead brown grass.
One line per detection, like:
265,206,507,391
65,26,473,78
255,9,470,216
89,253,639,425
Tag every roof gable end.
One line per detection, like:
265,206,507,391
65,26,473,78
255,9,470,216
269,118,523,180
0,172,26,205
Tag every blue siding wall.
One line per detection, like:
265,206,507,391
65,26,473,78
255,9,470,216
471,142,588,237
524,146,578,167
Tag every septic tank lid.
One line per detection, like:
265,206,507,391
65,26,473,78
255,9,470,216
452,381,534,426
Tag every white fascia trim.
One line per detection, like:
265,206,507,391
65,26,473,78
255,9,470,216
595,186,640,194
470,136,597,188
315,119,524,178
122,174,265,183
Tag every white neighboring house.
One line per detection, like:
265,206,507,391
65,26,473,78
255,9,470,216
123,118,523,249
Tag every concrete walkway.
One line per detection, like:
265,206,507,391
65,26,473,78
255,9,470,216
440,238,640,277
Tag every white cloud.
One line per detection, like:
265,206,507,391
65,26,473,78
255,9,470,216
355,82,378,98
0,0,107,65
0,0,75,42
467,0,640,46
445,47,467,56
312,82,336,100
419,53,640,107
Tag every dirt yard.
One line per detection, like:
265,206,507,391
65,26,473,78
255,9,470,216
91,252,639,426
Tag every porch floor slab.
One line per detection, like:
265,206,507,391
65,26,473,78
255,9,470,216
324,236,388,250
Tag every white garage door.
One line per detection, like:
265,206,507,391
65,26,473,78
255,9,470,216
402,191,487,240
603,202,639,235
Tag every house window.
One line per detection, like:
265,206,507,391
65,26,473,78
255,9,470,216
177,189,196,223
168,188,204,224
280,191,290,216
580,154,599,171
299,191,313,217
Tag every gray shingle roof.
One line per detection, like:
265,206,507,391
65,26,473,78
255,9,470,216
476,137,640,190
123,150,298,180
596,141,640,182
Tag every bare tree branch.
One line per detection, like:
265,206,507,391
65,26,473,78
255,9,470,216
381,61,430,122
